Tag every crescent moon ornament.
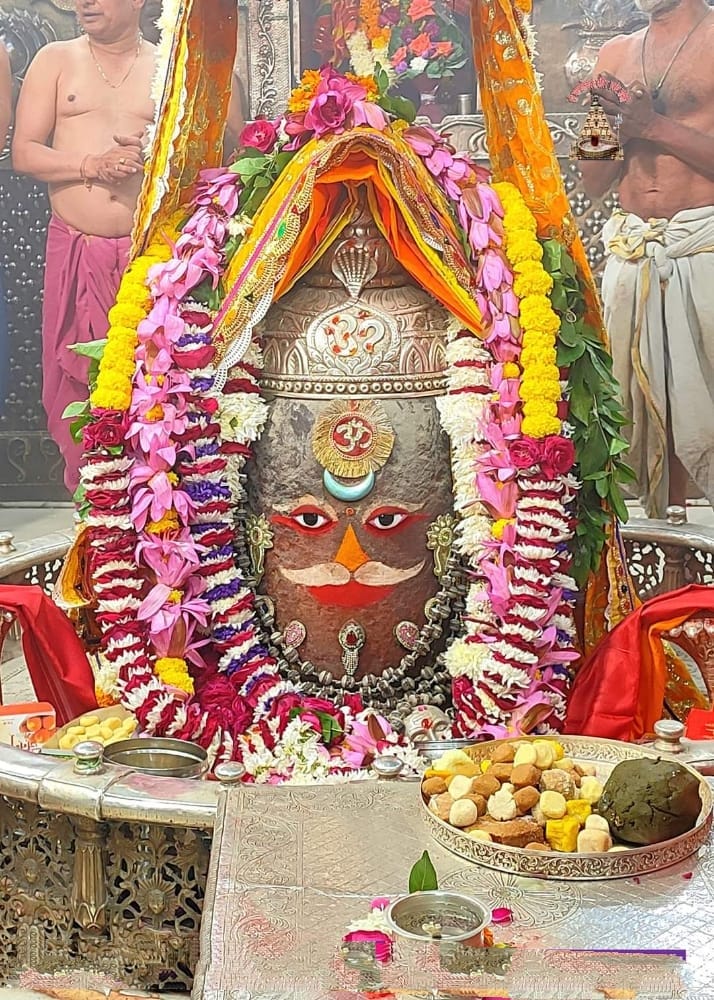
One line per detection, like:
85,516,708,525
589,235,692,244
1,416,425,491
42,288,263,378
323,470,375,502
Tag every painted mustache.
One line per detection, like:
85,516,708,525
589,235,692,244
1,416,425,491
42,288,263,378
281,560,425,588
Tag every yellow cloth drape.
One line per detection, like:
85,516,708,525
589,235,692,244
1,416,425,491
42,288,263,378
131,0,237,258
470,0,607,346
212,129,486,350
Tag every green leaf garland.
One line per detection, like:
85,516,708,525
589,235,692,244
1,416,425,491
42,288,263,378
541,239,634,586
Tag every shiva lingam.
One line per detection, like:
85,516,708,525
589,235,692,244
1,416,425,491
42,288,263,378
572,93,623,161
243,192,464,716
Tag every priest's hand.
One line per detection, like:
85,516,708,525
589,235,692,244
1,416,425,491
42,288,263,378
590,74,659,142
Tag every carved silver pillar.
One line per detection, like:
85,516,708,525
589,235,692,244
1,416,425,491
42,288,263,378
246,0,297,118
70,816,108,932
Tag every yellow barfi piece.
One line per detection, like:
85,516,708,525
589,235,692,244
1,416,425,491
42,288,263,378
565,799,592,825
546,816,581,853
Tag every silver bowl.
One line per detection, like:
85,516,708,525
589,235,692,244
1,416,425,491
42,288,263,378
386,890,490,944
102,737,208,778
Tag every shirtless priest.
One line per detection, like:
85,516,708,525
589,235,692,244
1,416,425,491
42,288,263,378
581,0,714,519
12,0,156,493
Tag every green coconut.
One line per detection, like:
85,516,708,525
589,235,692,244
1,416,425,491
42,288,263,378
597,758,702,846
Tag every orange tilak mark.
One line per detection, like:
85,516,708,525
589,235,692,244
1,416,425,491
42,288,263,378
334,524,369,572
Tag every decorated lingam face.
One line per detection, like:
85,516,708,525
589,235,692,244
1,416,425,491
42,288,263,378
248,396,454,679
245,200,457,692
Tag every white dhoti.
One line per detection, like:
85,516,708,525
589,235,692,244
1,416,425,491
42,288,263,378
601,207,714,517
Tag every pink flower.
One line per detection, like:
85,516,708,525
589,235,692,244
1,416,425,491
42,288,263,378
137,578,209,640
194,168,241,216
371,897,391,911
352,100,389,131
343,930,393,964
303,67,368,137
477,472,518,519
510,437,542,471
240,118,278,153
478,249,509,292
541,435,576,477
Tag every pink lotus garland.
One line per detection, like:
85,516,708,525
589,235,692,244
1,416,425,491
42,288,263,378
81,86,580,770
401,125,579,737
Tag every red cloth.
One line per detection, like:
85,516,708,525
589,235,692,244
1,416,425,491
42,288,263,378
565,584,714,742
42,215,130,492
0,584,97,725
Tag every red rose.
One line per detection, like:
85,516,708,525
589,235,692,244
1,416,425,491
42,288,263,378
240,118,278,153
83,411,129,452
541,435,576,477
509,436,542,470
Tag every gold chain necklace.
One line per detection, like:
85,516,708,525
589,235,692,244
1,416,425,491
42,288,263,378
641,10,710,102
87,33,143,90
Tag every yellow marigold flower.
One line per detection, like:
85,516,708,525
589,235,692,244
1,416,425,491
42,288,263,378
520,345,557,366
522,413,561,438
155,656,195,695
502,361,521,379
520,380,562,403
505,235,543,265
107,303,146,327
146,510,180,534
492,517,515,540
91,387,131,411
514,270,553,298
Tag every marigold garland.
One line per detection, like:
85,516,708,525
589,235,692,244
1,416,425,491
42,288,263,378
90,245,171,412
155,656,195,695
493,181,562,439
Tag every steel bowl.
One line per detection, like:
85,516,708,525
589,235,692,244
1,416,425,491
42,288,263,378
386,890,490,944
102,737,208,778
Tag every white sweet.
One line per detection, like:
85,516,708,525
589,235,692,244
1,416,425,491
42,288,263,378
487,788,518,821
533,740,556,769
539,790,567,819
585,814,610,833
513,744,538,767
449,799,479,828
577,829,612,853
448,774,474,800
580,776,604,804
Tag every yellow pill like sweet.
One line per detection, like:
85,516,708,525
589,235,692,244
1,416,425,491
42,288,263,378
533,740,556,769
80,715,100,728
58,735,75,750
121,718,138,734
99,725,115,741
105,717,123,731
67,726,86,737
539,790,567,819
85,724,102,738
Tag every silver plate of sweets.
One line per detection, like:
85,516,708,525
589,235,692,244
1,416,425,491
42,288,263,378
420,735,713,881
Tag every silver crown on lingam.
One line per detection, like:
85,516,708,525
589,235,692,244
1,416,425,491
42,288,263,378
258,198,449,399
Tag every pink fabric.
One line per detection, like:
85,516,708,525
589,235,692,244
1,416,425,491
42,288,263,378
42,215,131,492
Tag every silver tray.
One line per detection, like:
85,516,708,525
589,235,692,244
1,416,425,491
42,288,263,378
421,735,713,881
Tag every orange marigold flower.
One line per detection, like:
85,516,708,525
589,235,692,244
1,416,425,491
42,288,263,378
287,69,321,113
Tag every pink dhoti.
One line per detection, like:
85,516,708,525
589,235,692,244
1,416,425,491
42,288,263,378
42,215,131,492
